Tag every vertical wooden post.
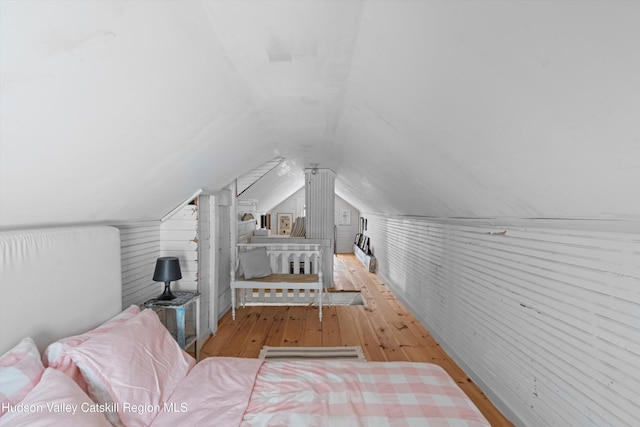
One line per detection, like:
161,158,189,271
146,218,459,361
305,168,336,289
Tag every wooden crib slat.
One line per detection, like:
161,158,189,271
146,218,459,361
232,244,323,322
303,255,310,274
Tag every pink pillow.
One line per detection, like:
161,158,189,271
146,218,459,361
67,309,196,427
43,304,140,392
0,368,111,426
0,337,44,417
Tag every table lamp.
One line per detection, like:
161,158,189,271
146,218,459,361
153,257,182,300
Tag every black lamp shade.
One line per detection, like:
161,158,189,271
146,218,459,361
153,257,181,300
153,257,182,282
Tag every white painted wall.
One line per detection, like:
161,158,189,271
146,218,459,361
267,187,357,253
268,188,305,236
197,195,212,341
364,214,640,426
117,221,161,308
215,189,233,323
305,169,336,288
305,169,335,242
335,196,359,253
118,213,212,345
160,204,198,292
237,199,258,243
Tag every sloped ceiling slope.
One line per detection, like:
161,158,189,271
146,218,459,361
236,157,284,197
1,1,639,230
238,160,305,214
334,0,640,219
0,0,275,229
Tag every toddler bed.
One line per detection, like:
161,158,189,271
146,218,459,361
231,243,324,321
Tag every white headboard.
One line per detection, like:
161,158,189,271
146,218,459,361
0,226,122,354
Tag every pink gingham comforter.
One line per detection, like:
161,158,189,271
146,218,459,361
153,358,490,426
242,360,490,427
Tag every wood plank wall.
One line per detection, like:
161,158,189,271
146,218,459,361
160,204,198,292
305,169,335,242
216,188,233,332
305,169,335,288
117,221,161,308
198,195,212,339
363,214,640,427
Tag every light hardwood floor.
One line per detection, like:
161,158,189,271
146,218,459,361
200,253,513,426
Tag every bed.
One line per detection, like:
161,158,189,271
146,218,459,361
231,243,324,322
0,226,491,426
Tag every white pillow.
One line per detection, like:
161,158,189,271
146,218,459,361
0,368,111,426
66,309,196,427
239,247,272,279
0,337,44,417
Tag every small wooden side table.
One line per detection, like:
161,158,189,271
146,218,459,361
144,291,201,360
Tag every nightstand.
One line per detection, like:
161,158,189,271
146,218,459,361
144,291,200,360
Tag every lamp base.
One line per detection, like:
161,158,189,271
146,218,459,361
158,282,176,300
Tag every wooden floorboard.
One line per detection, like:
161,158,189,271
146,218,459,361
201,253,514,426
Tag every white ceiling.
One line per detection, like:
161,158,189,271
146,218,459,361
1,0,639,229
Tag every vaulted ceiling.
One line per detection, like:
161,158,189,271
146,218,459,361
1,1,639,229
